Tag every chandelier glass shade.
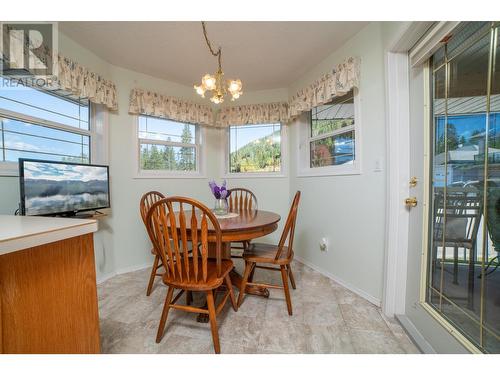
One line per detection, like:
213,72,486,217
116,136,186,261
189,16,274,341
194,22,243,104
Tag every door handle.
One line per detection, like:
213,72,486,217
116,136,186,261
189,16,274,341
405,197,418,208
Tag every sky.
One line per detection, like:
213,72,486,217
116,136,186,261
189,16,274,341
24,160,108,181
0,81,89,162
435,113,500,142
229,123,281,153
139,116,195,143
140,116,281,153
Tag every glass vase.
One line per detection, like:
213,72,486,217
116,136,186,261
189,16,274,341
214,198,228,215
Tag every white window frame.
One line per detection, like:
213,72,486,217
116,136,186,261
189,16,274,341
132,115,206,179
297,88,362,177
0,97,106,177
222,123,288,179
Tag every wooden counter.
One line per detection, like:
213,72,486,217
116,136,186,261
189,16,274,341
0,215,100,354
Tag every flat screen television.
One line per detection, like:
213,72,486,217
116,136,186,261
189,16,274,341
19,158,110,216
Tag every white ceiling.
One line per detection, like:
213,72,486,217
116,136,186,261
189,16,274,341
59,22,368,91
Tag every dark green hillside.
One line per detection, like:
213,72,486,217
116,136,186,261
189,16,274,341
230,130,281,173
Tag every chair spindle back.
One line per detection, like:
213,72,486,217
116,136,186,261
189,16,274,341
275,191,301,261
433,188,482,244
229,188,258,211
146,197,223,283
140,191,166,224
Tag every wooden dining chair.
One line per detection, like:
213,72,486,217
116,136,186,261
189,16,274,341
140,191,166,296
229,188,258,212
237,191,301,315
229,188,258,259
432,188,482,309
145,197,237,354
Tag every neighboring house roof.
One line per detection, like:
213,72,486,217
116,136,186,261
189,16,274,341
435,144,500,164
434,94,500,115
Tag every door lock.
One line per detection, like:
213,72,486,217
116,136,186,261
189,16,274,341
409,176,418,187
405,197,418,208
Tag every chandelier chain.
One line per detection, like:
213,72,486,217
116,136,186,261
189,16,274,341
195,21,241,103
201,21,222,71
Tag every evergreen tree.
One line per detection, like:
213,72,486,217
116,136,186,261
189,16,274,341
178,124,194,171
148,144,164,169
437,123,459,153
141,147,150,169
164,137,176,170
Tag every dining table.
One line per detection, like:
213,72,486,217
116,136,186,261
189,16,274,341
169,208,281,321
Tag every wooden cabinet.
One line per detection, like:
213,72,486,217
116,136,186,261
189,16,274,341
0,216,100,354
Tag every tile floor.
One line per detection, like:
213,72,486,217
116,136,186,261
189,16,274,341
98,259,420,354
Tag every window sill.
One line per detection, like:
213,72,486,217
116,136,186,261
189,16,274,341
223,173,287,179
297,165,361,178
0,162,19,177
133,171,207,179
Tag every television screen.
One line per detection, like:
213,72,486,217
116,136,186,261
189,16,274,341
19,159,110,216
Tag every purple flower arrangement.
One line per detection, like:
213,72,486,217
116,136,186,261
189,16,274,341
208,180,232,200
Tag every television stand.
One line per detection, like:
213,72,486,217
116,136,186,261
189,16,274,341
73,211,108,219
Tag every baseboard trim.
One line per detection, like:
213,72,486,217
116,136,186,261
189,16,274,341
395,314,436,354
96,262,151,285
98,257,382,308
294,255,381,307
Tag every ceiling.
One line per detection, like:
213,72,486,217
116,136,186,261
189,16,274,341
59,22,368,91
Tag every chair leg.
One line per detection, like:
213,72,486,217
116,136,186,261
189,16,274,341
206,290,220,354
225,274,238,311
280,265,293,316
237,261,253,308
186,291,193,306
481,254,499,277
156,286,174,343
453,246,459,285
146,254,160,296
467,247,475,310
287,264,296,290
248,263,256,282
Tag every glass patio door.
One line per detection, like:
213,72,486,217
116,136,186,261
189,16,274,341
426,21,500,353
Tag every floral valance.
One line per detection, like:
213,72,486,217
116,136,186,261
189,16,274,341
57,56,118,111
126,57,359,127
128,88,214,126
215,102,289,127
288,56,360,119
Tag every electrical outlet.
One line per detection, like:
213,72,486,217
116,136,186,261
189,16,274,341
319,237,328,252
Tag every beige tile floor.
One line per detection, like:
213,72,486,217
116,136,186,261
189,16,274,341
98,259,420,354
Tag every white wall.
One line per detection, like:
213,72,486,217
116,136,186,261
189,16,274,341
288,22,387,304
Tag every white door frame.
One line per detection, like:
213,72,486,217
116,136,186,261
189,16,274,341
383,49,411,316
382,22,461,317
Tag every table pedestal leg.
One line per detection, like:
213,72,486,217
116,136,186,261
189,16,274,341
229,269,270,298
196,242,270,323
218,242,269,297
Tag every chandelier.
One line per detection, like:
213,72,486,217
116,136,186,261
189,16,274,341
194,22,243,104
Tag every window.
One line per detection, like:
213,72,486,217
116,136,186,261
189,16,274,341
298,89,360,176
135,115,203,177
226,123,284,176
0,80,91,173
